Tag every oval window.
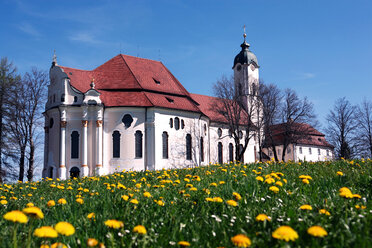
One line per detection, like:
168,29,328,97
122,114,133,128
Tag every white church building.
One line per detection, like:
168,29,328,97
42,36,261,179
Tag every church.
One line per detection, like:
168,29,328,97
42,35,261,180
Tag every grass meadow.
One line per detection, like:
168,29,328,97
0,159,371,247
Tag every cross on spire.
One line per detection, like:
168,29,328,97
243,24,247,41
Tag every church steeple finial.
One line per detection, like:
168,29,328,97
243,24,247,42
52,50,58,67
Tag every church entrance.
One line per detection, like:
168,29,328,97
70,167,80,178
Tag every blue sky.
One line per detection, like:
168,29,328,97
0,0,371,129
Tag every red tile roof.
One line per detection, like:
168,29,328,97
190,93,228,123
59,54,200,113
265,123,334,148
190,93,250,125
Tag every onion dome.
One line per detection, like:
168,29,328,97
233,33,259,68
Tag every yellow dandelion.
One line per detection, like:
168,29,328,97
300,204,312,210
255,214,271,222
336,171,343,176
269,186,279,193
307,226,328,237
57,198,67,205
76,198,84,204
352,194,361,199
121,195,129,201
205,197,213,202
47,200,56,207
133,225,147,234
87,238,99,247
143,192,152,198
255,176,264,182
231,234,251,247
0,199,7,205
3,210,28,223
51,242,67,248
55,222,75,236
272,226,299,241
210,182,218,187
33,226,58,238
339,187,353,198
233,192,242,201
23,206,44,219
178,241,190,247
302,179,310,184
319,209,331,215
26,202,34,207
264,178,275,184
213,197,223,203
104,219,124,229
87,212,95,220
156,200,165,206
130,199,139,205
226,200,238,207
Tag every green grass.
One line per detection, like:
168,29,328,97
0,159,371,247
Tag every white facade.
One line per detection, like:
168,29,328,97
263,144,334,162
43,38,262,179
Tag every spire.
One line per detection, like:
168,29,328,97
241,25,250,49
52,50,57,67
243,24,247,42
90,78,95,89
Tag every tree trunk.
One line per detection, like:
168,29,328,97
18,145,26,182
27,138,35,182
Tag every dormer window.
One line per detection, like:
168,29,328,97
153,78,161,85
166,97,174,103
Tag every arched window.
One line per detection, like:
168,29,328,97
70,167,80,178
217,128,222,138
112,131,121,158
181,119,185,129
49,167,53,179
186,134,192,160
135,131,143,158
175,117,180,130
169,118,173,128
251,83,257,95
71,131,79,159
74,96,78,103
218,142,223,164
49,118,54,129
200,137,204,162
122,114,133,128
229,143,234,162
162,132,168,159
239,144,244,163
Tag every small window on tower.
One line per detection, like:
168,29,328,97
181,119,185,129
74,96,78,103
61,94,65,102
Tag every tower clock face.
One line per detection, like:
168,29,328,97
237,65,242,71
250,64,256,71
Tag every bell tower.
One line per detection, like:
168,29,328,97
233,26,260,111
